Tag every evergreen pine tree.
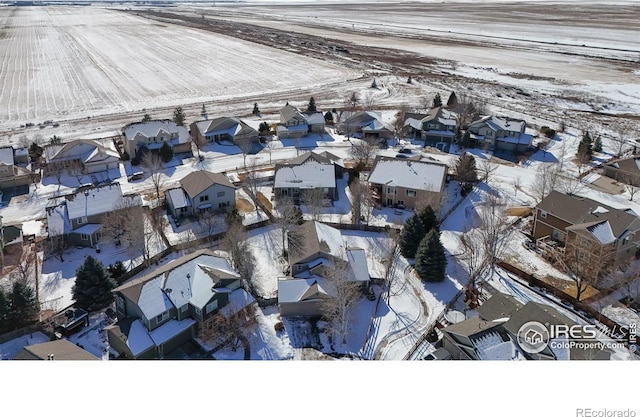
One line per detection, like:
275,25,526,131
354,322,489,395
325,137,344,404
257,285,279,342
107,261,127,283
577,131,593,162
418,205,439,234
432,93,442,108
0,287,10,333
371,79,378,88
252,102,260,116
142,113,152,122
399,213,426,259
307,97,317,113
159,141,174,163
72,256,116,311
593,134,603,153
9,280,39,328
201,103,207,117
173,106,185,126
324,111,334,124
461,130,473,149
446,91,457,107
407,76,412,84
414,229,447,282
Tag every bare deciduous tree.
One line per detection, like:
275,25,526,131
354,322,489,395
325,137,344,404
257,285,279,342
349,139,377,170
619,172,639,201
321,261,361,345
141,152,165,206
197,209,223,240
611,121,630,157
532,163,561,204
362,91,377,111
349,177,374,225
235,137,254,170
347,91,359,112
273,196,302,256
556,174,585,196
478,156,499,184
392,104,410,143
302,188,325,221
221,220,255,281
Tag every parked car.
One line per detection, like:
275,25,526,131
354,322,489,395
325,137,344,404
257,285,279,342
128,171,144,182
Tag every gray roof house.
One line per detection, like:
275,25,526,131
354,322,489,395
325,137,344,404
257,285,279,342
467,115,532,153
14,339,100,360
42,139,120,176
107,249,256,359
367,156,447,210
603,156,640,187
339,111,393,140
45,183,142,248
166,170,236,218
274,152,339,205
404,107,458,144
276,104,326,139
122,119,191,158
279,221,370,317
190,117,259,148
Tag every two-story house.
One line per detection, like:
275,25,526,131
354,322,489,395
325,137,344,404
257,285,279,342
278,221,370,317
190,116,259,147
0,146,32,191
122,119,191,159
166,170,236,218
274,152,340,205
532,190,640,283
467,115,532,153
107,249,255,359
367,156,447,210
45,183,142,247
339,111,393,141
41,139,120,177
403,106,458,145
276,104,326,139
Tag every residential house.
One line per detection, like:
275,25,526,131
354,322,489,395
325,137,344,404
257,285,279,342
45,183,142,247
0,146,32,190
532,191,640,282
367,156,447,210
122,119,191,159
14,339,99,360
107,249,255,359
278,221,370,316
603,156,640,187
166,170,236,218
467,115,532,153
190,117,259,147
442,294,611,360
41,139,120,177
339,111,393,141
274,152,339,205
276,104,327,139
404,107,457,144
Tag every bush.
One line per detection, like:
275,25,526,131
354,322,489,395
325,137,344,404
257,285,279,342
540,126,556,139
131,157,140,166
274,322,285,332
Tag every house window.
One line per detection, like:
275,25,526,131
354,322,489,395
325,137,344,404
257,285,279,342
180,305,188,313
156,311,169,324
77,216,88,225
217,191,225,197
406,190,416,197
219,202,227,209
623,236,631,245
539,210,547,219
200,195,209,202
180,207,188,213
387,187,396,195
205,300,218,315
80,234,89,241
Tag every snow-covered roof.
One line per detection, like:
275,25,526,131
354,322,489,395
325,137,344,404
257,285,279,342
126,320,155,356
404,117,422,131
587,221,616,244
278,278,328,303
67,183,141,221
346,247,370,282
166,188,191,209
123,120,181,141
367,158,447,192
0,147,14,165
315,221,345,260
220,289,256,318
306,113,325,125
277,124,308,134
72,223,101,235
138,277,175,321
496,133,532,145
45,203,71,237
46,139,119,164
473,331,523,360
149,318,196,346
274,161,336,189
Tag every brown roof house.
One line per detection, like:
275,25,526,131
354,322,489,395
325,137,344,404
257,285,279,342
14,339,100,360
442,293,611,360
367,156,447,210
190,116,259,148
276,104,326,139
467,115,532,153
338,111,393,141
278,221,370,317
603,156,640,187
165,170,236,218
532,190,640,285
403,106,458,144
274,152,343,206
107,249,255,359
